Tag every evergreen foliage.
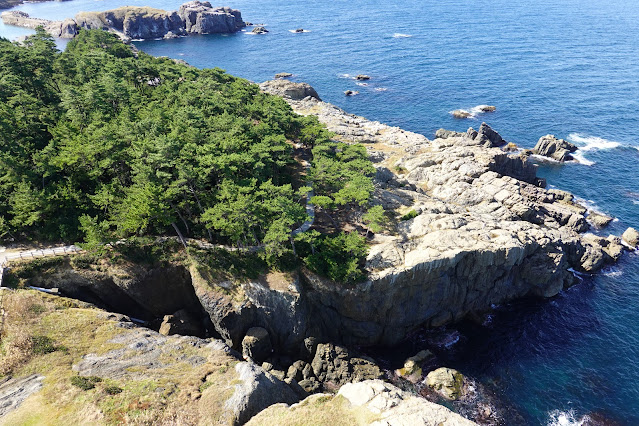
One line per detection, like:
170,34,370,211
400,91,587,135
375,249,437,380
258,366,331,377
0,28,378,283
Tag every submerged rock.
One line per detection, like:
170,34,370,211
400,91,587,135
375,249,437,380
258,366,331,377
251,26,268,34
477,105,496,112
533,134,577,162
426,367,465,400
275,72,293,79
344,90,359,96
356,74,371,80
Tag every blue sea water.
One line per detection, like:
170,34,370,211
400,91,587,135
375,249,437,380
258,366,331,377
2,0,639,424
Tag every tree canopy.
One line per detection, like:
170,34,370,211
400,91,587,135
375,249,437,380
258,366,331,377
0,28,378,283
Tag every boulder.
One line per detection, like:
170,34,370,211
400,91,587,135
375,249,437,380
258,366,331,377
451,109,471,119
396,349,433,381
344,90,359,96
603,236,624,261
242,327,272,363
356,74,371,80
158,309,203,337
425,367,464,400
275,72,293,79
466,127,478,139
226,362,299,425
251,26,268,34
475,122,505,147
588,211,614,228
533,135,577,162
435,128,464,139
311,343,383,388
259,80,320,101
477,105,496,112
622,227,639,247
294,28,304,33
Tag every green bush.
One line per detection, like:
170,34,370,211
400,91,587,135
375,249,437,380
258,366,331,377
400,210,419,221
70,375,102,391
31,335,57,355
104,384,123,395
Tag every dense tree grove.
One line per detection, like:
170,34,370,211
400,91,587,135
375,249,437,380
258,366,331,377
0,29,379,282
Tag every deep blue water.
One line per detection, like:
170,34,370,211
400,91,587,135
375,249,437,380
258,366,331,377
2,1,639,424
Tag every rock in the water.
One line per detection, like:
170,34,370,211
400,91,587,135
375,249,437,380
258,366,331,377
476,122,505,147
251,26,268,34
426,367,465,400
242,327,272,363
294,28,304,33
533,135,577,162
344,90,359,96
588,211,614,228
452,109,471,119
275,72,293,79
477,105,496,112
311,343,382,388
179,1,245,34
622,227,639,247
356,74,371,80
259,80,321,101
158,309,203,336
397,349,433,381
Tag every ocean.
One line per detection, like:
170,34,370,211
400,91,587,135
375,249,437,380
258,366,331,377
2,0,638,424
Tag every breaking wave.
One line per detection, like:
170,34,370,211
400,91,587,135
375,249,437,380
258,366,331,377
392,33,412,38
547,409,591,426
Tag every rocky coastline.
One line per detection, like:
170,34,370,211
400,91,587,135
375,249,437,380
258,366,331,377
3,80,636,424
0,1,245,40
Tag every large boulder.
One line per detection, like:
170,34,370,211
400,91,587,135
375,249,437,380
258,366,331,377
259,80,321,101
622,227,639,247
425,367,465,400
311,343,383,389
533,135,577,162
241,327,273,363
159,308,204,337
227,362,299,425
475,122,505,147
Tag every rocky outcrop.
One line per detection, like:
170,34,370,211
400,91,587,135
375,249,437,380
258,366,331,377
533,134,577,162
1,1,245,40
451,109,471,119
0,374,44,417
242,327,273,363
622,227,639,247
258,80,629,347
259,80,320,101
159,308,204,336
248,380,477,425
426,368,465,400
310,343,383,389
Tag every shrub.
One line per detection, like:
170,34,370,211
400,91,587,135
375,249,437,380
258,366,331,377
400,210,419,221
70,375,102,391
104,384,123,395
31,335,57,355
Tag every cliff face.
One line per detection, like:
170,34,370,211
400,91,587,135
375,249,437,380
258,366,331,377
259,81,627,347
1,1,246,40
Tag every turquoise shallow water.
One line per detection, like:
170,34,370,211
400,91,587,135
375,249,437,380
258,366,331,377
2,0,639,424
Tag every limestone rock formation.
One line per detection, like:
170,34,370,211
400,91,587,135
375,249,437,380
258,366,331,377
533,135,577,162
426,368,465,400
1,1,245,40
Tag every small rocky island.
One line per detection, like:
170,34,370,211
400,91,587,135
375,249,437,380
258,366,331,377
0,1,245,40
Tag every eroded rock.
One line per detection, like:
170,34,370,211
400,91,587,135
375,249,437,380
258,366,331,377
426,367,465,400
533,135,577,162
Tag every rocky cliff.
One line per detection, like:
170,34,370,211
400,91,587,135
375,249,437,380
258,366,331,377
1,1,245,40
259,80,630,347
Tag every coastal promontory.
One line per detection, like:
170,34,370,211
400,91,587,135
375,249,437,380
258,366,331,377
0,1,246,40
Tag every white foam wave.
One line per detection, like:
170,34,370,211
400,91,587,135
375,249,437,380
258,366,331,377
547,409,591,426
374,87,388,92
633,200,639,205
356,82,369,87
568,133,621,151
338,73,352,79
392,33,412,38
571,151,595,166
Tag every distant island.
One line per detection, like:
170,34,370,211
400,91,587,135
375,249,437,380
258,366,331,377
0,1,246,40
